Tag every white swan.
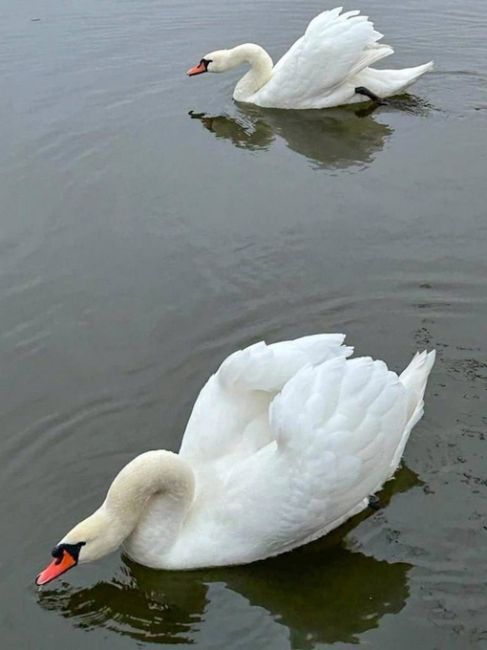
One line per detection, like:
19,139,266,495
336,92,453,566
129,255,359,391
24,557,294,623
187,7,433,109
36,334,435,584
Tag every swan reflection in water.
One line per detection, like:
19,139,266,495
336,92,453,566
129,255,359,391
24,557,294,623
38,465,419,648
189,103,391,170
189,96,430,170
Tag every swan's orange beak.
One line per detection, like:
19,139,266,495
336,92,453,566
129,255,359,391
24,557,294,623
187,62,207,76
35,548,77,586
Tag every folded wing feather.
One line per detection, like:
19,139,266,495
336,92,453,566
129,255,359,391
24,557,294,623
179,334,353,463
254,8,393,108
216,356,410,560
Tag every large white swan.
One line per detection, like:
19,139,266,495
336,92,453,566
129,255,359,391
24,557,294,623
187,8,433,109
36,334,435,584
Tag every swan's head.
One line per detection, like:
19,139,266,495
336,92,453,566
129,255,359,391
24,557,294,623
35,508,123,586
35,451,195,586
187,50,229,76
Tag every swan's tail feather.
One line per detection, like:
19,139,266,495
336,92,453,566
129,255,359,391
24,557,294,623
355,61,434,99
387,350,436,476
389,60,434,94
399,61,435,86
400,350,436,420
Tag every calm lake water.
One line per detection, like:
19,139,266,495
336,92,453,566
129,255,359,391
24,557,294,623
1,0,486,648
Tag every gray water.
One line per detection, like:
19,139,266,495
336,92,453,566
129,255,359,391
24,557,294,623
1,0,486,648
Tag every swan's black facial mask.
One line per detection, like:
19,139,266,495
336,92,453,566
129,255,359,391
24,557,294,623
187,58,212,76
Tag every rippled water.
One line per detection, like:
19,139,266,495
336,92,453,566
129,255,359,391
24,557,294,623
1,0,486,648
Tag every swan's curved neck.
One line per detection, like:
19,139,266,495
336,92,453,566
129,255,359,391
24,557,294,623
105,450,194,536
62,451,194,562
229,44,273,102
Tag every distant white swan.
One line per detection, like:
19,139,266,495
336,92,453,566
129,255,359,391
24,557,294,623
36,334,435,584
187,7,433,109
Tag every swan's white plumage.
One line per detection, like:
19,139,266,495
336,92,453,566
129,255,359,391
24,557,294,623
253,8,394,108
194,8,433,109
201,357,407,559
154,336,434,569
179,333,353,463
51,334,435,573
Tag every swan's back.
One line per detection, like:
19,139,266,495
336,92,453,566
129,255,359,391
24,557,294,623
179,333,353,463
171,337,435,569
253,8,393,109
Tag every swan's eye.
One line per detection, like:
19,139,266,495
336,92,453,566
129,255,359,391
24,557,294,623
51,545,64,563
200,58,212,70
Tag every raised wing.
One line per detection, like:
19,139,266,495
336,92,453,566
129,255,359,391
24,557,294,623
254,8,393,108
178,334,353,463
217,356,410,561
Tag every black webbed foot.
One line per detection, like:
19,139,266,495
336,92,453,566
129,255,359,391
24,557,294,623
188,110,207,119
355,86,388,106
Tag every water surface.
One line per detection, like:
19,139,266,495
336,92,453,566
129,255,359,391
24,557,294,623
1,0,486,648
